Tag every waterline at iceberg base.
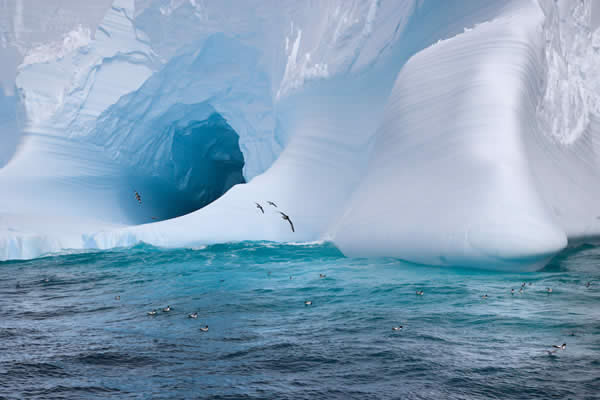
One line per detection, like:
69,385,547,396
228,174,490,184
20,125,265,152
2,0,600,271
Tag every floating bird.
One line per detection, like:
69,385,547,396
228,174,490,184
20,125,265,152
519,287,523,294
44,278,49,283
511,289,515,295
188,312,198,319
255,202,264,214
304,300,312,306
134,191,142,205
279,212,295,232
163,306,172,312
546,288,553,294
115,296,120,300
319,274,326,278
416,290,424,296
267,201,277,208
200,325,209,332
219,279,225,283
392,326,403,331
528,282,532,286
481,294,488,299
586,281,591,288
521,282,526,288
147,310,157,316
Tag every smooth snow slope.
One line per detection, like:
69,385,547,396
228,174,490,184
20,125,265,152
336,2,569,270
1,0,600,270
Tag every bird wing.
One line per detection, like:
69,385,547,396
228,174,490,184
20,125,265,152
288,218,295,232
552,345,561,348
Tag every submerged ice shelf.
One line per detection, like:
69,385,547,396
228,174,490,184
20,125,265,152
1,0,600,271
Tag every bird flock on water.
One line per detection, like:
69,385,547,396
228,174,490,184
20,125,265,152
129,190,587,353
115,276,593,351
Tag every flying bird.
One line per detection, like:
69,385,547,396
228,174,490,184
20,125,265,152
188,312,198,319
548,343,566,355
255,202,264,214
279,212,295,232
134,191,142,205
147,310,157,316
416,290,424,296
267,201,277,208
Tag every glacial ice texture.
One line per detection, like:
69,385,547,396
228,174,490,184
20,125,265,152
1,0,600,271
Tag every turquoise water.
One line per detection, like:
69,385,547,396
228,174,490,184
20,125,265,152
0,241,599,399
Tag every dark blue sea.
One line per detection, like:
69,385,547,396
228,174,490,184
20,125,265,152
1,241,599,399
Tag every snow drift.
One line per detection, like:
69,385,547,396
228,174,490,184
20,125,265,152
1,0,600,271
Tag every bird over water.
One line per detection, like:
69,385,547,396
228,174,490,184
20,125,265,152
279,212,295,232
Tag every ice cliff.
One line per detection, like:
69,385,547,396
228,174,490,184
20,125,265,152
1,0,600,270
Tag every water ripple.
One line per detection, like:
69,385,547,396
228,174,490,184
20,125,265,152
0,242,598,398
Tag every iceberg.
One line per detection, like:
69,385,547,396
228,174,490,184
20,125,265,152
1,0,599,271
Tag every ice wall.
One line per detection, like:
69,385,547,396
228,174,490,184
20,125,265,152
16,0,157,136
336,2,566,270
0,90,19,167
1,0,600,271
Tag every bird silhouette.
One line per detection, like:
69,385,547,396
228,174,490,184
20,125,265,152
279,212,295,232
255,202,264,214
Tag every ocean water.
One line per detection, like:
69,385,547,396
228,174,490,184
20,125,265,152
0,241,599,400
